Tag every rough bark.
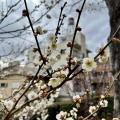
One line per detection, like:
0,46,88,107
105,0,120,118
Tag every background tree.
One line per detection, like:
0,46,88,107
105,0,120,118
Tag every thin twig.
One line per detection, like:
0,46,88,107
24,0,51,77
68,0,86,71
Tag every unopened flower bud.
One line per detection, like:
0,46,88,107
76,26,82,31
112,37,120,43
63,65,68,70
46,14,51,19
36,26,43,35
67,42,72,47
57,68,61,71
65,55,70,61
33,48,38,52
22,10,27,16
71,59,77,65
65,2,67,4
76,9,80,12
63,14,67,17
82,70,88,76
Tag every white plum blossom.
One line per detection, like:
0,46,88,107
96,43,110,56
96,43,110,62
0,102,3,111
99,55,108,63
73,107,78,112
65,55,70,61
33,54,41,66
48,78,59,87
51,42,57,50
48,57,57,65
101,95,105,99
70,108,78,119
73,95,81,103
47,33,56,43
28,91,38,100
41,84,47,90
15,97,53,120
99,100,108,107
82,58,97,71
50,89,60,98
102,119,106,120
89,106,96,114
43,64,50,70
45,46,51,54
35,26,43,35
56,111,67,120
38,91,44,98
55,72,61,77
35,80,43,88
113,118,119,120
57,77,65,84
4,100,14,110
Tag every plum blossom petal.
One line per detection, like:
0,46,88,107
82,58,97,71
48,78,59,87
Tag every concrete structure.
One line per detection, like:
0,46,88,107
0,74,25,98
90,59,113,96
51,32,90,100
0,61,37,98
53,32,90,69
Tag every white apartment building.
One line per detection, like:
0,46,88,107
52,32,89,69
51,33,90,101
26,32,90,100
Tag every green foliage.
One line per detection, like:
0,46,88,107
47,100,84,120
47,97,114,120
94,96,114,118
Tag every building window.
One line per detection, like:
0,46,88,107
0,83,8,88
72,49,77,57
80,53,84,59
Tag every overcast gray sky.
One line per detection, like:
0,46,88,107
0,0,110,62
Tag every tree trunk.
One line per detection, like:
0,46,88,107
105,0,120,118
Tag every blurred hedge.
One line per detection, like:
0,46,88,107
47,100,84,120
47,97,114,120
94,96,114,119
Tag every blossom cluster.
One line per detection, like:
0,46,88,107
0,0,119,119
56,107,78,120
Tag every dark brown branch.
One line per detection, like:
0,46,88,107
24,0,51,77
55,2,67,39
11,97,39,116
4,64,43,120
68,0,86,71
